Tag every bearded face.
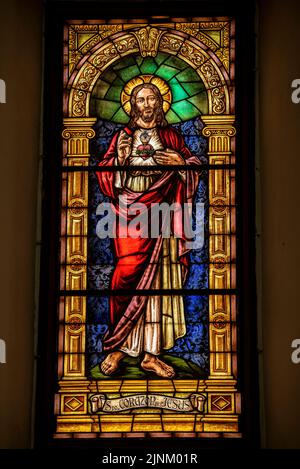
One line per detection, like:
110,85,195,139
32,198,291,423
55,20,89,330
134,87,159,123
129,84,167,129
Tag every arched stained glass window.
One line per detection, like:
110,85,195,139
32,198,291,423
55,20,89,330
37,2,258,447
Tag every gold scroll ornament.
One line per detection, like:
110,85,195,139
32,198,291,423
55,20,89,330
90,393,206,413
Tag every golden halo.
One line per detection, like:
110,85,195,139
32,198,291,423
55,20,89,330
121,74,172,115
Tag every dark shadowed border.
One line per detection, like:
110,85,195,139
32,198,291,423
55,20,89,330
35,0,258,451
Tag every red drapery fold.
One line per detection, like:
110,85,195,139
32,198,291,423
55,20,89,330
96,126,201,351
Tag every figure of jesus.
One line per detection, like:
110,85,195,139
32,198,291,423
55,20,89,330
97,82,201,378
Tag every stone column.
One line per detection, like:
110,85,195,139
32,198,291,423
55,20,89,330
201,115,240,434
55,117,96,433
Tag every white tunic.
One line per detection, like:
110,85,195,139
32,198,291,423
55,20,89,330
113,127,186,357
115,127,164,192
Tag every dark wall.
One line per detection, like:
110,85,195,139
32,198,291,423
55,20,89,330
0,0,42,449
259,0,300,448
0,0,300,448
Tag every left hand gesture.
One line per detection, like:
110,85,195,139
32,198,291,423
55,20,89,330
153,148,185,166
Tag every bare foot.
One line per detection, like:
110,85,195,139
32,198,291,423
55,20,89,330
141,353,175,378
100,351,126,375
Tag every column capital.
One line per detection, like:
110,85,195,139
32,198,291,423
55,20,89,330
201,115,235,126
62,117,97,161
62,117,97,140
201,115,236,138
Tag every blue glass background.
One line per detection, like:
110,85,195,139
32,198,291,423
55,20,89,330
87,117,209,374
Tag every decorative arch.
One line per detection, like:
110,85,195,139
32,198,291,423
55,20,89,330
66,27,232,118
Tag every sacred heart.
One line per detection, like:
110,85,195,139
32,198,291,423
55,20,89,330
136,143,154,160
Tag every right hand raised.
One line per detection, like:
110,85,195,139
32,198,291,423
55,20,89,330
117,131,132,165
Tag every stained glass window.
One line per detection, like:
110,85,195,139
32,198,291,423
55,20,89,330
39,9,254,442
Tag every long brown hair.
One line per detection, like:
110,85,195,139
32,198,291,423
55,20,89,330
128,83,168,129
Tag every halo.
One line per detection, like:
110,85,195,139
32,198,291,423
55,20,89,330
121,74,172,115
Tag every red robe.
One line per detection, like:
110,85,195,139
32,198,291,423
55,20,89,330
96,126,201,352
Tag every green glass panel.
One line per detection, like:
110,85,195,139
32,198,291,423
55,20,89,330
165,108,181,124
91,79,110,99
140,57,158,75
171,84,189,102
165,55,188,71
112,76,126,87
156,65,179,81
181,81,206,96
111,107,129,124
93,100,120,120
113,56,136,71
136,56,143,67
100,69,118,83
118,65,141,82
175,68,200,83
169,76,179,85
172,100,200,120
188,93,208,113
90,53,207,123
105,85,122,102
89,99,97,116
154,52,169,66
